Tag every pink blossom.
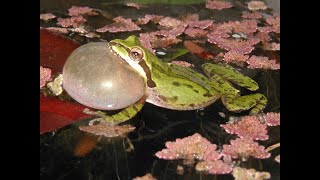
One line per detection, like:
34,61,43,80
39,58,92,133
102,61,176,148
224,51,249,63
262,42,280,51
195,160,233,174
171,61,194,68
139,32,182,51
133,173,157,180
221,115,269,140
242,11,262,19
40,13,56,21
79,124,135,138
247,55,280,70
184,27,208,37
154,26,185,37
126,3,142,9
155,133,221,161
248,1,267,10
208,35,260,54
232,167,271,180
228,20,258,35
186,20,213,29
96,16,141,33
68,6,98,16
205,1,233,10
57,16,87,28
40,66,52,89
263,112,280,126
136,14,164,25
158,17,182,28
221,138,271,161
258,26,275,33
265,15,280,33
45,27,69,34
275,155,280,163
255,32,271,43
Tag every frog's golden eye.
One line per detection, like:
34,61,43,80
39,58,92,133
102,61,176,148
129,47,144,62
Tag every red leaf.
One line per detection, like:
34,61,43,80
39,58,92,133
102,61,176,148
40,29,80,74
183,40,213,60
40,94,93,134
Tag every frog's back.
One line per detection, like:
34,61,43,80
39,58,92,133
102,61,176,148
146,63,220,110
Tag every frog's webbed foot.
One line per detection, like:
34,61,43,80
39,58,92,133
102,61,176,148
222,93,267,114
202,63,259,91
83,98,145,125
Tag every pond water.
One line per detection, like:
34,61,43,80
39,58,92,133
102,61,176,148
40,0,280,179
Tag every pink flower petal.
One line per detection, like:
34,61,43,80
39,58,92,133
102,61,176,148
40,66,52,88
221,115,269,140
57,16,87,28
136,14,165,25
248,1,268,10
40,13,56,21
68,6,98,16
96,16,141,33
247,55,280,70
222,138,271,161
154,26,185,37
196,160,233,174
242,11,262,19
155,133,221,161
208,36,260,54
184,27,208,37
206,1,233,10
158,17,182,28
224,50,249,63
263,112,280,126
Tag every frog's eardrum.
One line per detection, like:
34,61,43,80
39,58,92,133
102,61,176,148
62,42,145,110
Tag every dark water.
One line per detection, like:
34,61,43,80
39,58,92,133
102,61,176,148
40,0,280,179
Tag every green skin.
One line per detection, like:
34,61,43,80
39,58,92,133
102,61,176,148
91,35,267,124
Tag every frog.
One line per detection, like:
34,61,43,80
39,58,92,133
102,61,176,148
86,35,267,125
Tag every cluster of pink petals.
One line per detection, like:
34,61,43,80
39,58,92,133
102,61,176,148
171,61,194,67
221,115,269,140
265,15,280,33
247,1,268,11
68,6,99,17
221,138,271,161
232,167,271,180
96,16,141,33
247,55,280,70
126,3,142,9
186,20,213,30
154,26,185,37
139,33,181,52
184,27,208,37
155,133,221,161
228,20,258,35
136,14,164,25
45,27,69,34
263,112,280,126
159,17,182,28
133,173,157,180
208,35,260,54
242,11,262,19
40,13,56,21
79,124,135,137
195,160,233,174
262,42,280,51
57,16,87,28
224,50,249,63
255,32,271,43
205,1,233,10
40,66,52,89
275,155,280,163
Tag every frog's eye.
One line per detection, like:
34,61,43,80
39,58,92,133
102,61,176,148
129,47,144,62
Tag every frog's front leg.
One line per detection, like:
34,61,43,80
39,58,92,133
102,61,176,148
84,97,145,125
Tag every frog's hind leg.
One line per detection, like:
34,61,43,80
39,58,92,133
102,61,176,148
202,63,259,91
202,63,267,114
221,93,267,114
84,98,145,125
